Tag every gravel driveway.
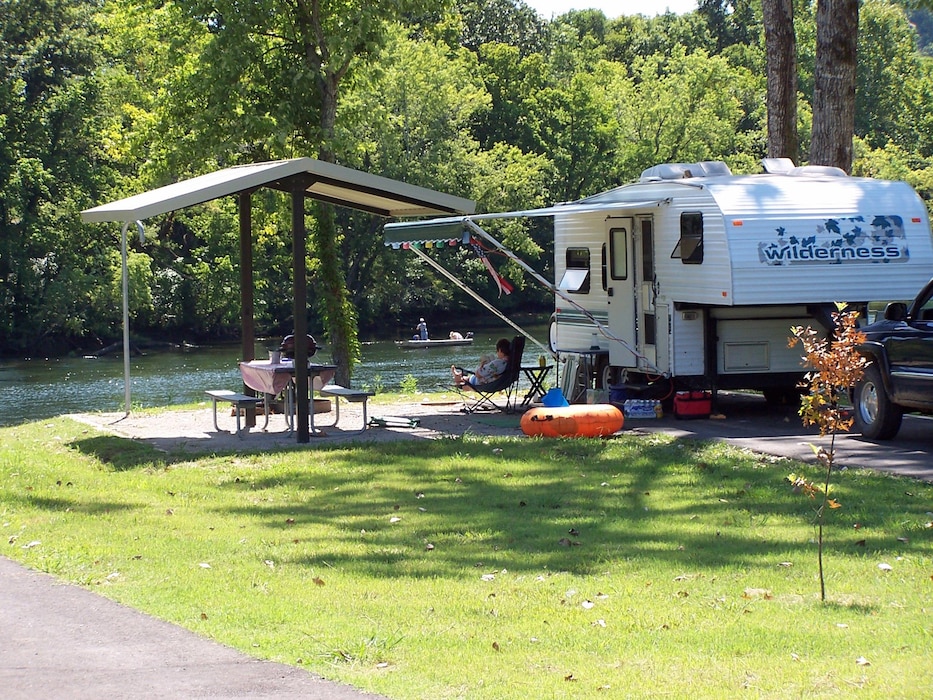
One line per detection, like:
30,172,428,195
67,396,523,454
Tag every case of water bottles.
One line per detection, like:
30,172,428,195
622,399,663,419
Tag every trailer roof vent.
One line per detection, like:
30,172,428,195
789,165,848,178
640,161,731,182
697,161,732,177
761,157,795,174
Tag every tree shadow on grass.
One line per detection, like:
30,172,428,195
68,434,182,470
7,491,140,515
211,434,852,580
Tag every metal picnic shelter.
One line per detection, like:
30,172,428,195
80,158,475,442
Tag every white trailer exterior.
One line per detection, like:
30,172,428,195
550,161,933,398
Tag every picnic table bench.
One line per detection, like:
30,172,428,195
205,389,264,438
317,385,375,433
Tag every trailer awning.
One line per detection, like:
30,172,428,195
81,158,476,223
383,219,469,247
382,198,669,247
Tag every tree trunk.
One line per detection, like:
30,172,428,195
810,0,859,172
312,200,354,386
316,74,355,387
762,0,798,161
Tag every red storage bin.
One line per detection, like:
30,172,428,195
674,391,711,419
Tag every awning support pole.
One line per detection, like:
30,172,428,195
409,246,550,357
461,219,662,375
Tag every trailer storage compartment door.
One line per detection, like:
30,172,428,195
715,315,820,375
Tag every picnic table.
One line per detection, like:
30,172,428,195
239,360,337,434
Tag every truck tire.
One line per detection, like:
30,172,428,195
853,362,903,440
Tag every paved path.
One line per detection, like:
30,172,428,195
0,556,386,700
636,392,933,483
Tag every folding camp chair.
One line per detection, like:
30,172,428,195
456,335,526,413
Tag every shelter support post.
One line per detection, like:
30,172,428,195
292,190,310,443
239,191,257,428
120,221,131,416
119,220,144,417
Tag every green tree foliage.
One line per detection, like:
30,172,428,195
472,43,549,153
524,67,620,200
7,0,933,357
604,11,716,65
338,28,553,322
337,28,492,324
0,0,125,353
856,1,925,150
610,48,756,179
457,0,545,56
697,0,759,53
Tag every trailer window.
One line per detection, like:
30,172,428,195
672,212,704,264
559,247,590,293
601,244,607,291
609,227,628,280
641,220,654,280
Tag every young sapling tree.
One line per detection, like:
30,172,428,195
787,302,867,601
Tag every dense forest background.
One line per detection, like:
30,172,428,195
4,0,933,357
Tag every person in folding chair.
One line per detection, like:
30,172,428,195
451,336,525,413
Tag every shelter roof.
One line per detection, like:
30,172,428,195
81,158,475,223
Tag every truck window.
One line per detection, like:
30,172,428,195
916,291,933,321
559,247,590,293
671,212,704,264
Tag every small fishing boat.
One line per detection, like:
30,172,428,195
520,403,624,438
397,333,474,349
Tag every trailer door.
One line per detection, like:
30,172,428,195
606,217,635,368
635,217,657,370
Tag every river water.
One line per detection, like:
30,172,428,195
0,325,550,427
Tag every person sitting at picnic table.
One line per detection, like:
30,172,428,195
451,337,510,389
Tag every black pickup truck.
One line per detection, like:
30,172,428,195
851,277,933,439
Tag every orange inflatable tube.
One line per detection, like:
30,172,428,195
520,404,624,438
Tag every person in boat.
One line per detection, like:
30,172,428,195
452,337,510,388
449,331,464,340
415,318,428,340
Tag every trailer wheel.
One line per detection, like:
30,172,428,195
762,386,803,406
599,362,614,391
853,363,903,440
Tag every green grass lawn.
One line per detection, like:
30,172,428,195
2,414,931,698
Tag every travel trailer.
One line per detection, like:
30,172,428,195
385,159,933,403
